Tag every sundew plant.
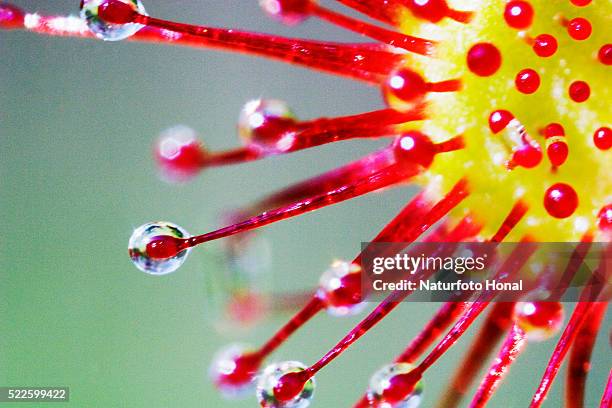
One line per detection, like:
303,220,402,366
1,0,610,407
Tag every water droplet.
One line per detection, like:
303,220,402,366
80,0,146,41
128,221,190,275
238,99,297,152
368,363,423,407
257,361,315,408
318,260,365,316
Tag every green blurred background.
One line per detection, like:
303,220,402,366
1,1,609,407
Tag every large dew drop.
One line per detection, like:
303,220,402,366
128,221,190,275
80,0,146,41
256,361,315,408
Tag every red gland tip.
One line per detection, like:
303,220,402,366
570,0,592,6
98,0,139,25
467,43,502,77
567,17,592,41
532,34,558,57
515,68,540,94
504,1,534,30
541,123,565,138
260,0,311,25
155,133,207,180
146,235,184,259
544,183,579,219
598,44,612,65
0,2,24,29
514,301,564,338
320,271,362,309
385,68,429,104
569,81,590,102
516,302,563,328
217,353,261,387
598,204,612,232
510,143,543,169
381,370,422,403
546,141,569,167
404,0,472,23
393,132,437,168
489,110,514,134
593,127,611,150
273,371,308,402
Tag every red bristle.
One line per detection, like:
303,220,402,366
308,3,436,55
549,232,593,301
529,251,611,408
566,302,607,408
490,201,529,243
270,181,471,401
382,237,537,404
398,302,469,364
601,371,612,408
469,325,527,408
334,0,401,25
437,302,516,408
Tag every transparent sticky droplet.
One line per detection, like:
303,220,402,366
80,0,147,41
210,343,259,399
318,259,365,317
238,99,297,152
368,363,423,408
128,221,190,275
256,361,315,408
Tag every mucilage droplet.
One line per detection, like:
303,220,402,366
128,221,190,275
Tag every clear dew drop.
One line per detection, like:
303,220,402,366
256,361,315,408
80,0,146,41
128,221,190,275
368,363,423,408
238,99,297,153
317,259,365,317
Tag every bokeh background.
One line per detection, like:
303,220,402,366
1,1,609,407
